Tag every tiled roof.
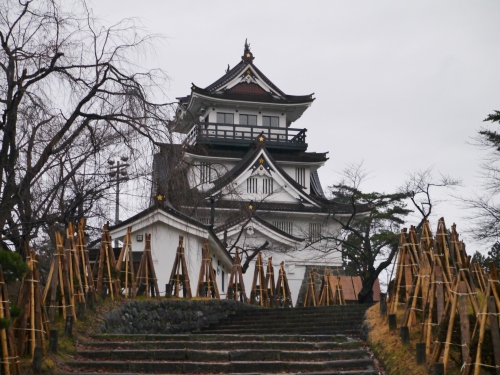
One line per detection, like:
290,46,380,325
214,215,304,242
192,85,313,105
107,204,233,262
181,144,328,163
191,45,314,105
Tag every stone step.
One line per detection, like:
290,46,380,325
209,316,365,329
200,329,362,336
76,348,368,362
202,323,364,332
62,370,378,375
221,312,366,323
66,357,375,373
79,340,362,351
90,334,351,342
233,305,371,314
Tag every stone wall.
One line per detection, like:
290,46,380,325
98,299,260,334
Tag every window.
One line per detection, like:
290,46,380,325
263,116,279,127
295,167,306,187
221,270,225,292
309,223,322,242
239,114,257,126
274,221,293,235
262,178,273,194
247,177,258,193
199,162,211,184
216,112,234,124
199,218,211,225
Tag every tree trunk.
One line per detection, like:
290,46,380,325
358,272,377,303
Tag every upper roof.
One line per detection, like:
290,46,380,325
176,41,315,131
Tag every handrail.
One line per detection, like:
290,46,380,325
195,122,307,145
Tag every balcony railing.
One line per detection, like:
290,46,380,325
187,123,307,151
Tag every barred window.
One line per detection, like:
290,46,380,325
199,162,211,184
274,221,293,235
199,218,211,225
247,177,258,193
309,223,322,242
295,167,306,187
262,178,273,195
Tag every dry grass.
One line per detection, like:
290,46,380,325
365,303,462,375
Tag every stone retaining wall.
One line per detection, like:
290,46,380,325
98,299,259,334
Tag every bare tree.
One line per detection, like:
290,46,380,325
399,167,461,232
461,110,500,242
0,0,173,253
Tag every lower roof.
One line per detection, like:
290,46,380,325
160,143,328,163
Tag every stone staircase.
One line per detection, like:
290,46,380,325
64,304,377,375
200,304,369,336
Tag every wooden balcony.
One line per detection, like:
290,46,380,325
187,123,308,151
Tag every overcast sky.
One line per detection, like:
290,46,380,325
91,1,500,254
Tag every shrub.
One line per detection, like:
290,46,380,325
0,249,29,283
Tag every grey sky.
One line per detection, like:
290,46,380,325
92,1,500,252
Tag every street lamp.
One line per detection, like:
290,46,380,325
108,156,130,246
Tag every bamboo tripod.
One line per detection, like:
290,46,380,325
65,222,86,306
275,261,293,307
196,240,220,299
76,218,96,300
116,227,136,298
15,249,49,359
135,233,160,298
95,223,120,300
168,236,192,298
0,266,19,375
318,272,344,306
43,231,76,321
250,252,268,306
303,270,318,307
227,248,247,302
265,257,276,306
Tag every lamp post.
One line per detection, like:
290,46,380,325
108,156,130,247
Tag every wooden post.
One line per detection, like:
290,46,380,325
49,329,58,354
388,313,397,331
434,362,444,375
400,326,410,344
380,293,387,316
64,314,73,337
32,347,43,375
416,342,426,365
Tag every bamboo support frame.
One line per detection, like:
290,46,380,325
196,239,220,299
168,236,192,298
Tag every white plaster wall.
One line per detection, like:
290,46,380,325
113,222,231,298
